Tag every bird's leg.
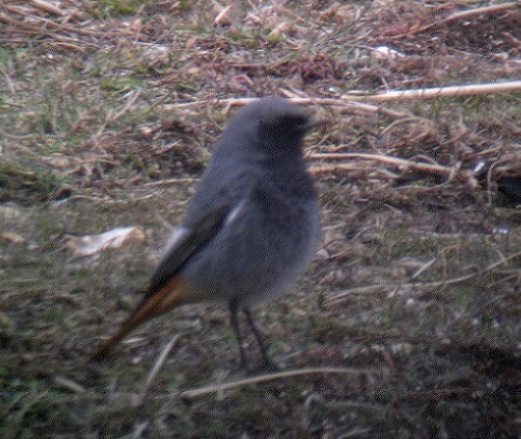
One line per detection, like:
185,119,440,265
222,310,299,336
243,308,278,371
229,300,249,370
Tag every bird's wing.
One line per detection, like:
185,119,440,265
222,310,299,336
137,200,232,309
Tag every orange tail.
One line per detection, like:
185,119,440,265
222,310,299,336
91,277,202,361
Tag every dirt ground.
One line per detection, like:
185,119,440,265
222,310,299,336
2,1,521,438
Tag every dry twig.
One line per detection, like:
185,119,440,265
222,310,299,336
413,2,520,34
30,0,64,16
342,81,521,103
162,81,521,113
179,367,374,399
328,249,521,305
138,335,180,404
310,152,479,188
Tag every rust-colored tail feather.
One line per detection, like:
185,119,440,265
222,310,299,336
90,277,200,361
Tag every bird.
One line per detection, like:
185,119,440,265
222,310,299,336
91,97,320,370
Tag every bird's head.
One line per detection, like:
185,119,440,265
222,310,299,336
221,97,316,157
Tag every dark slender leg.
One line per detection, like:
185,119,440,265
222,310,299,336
229,300,249,370
243,308,278,371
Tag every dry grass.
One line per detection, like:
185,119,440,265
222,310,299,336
2,0,521,437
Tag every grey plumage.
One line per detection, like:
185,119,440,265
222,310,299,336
92,97,320,370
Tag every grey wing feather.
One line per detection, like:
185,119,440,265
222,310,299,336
141,202,231,302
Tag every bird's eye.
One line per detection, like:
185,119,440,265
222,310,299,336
289,114,311,132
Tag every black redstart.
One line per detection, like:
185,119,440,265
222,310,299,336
91,97,320,370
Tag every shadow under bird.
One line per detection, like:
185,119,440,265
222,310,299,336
91,97,320,370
